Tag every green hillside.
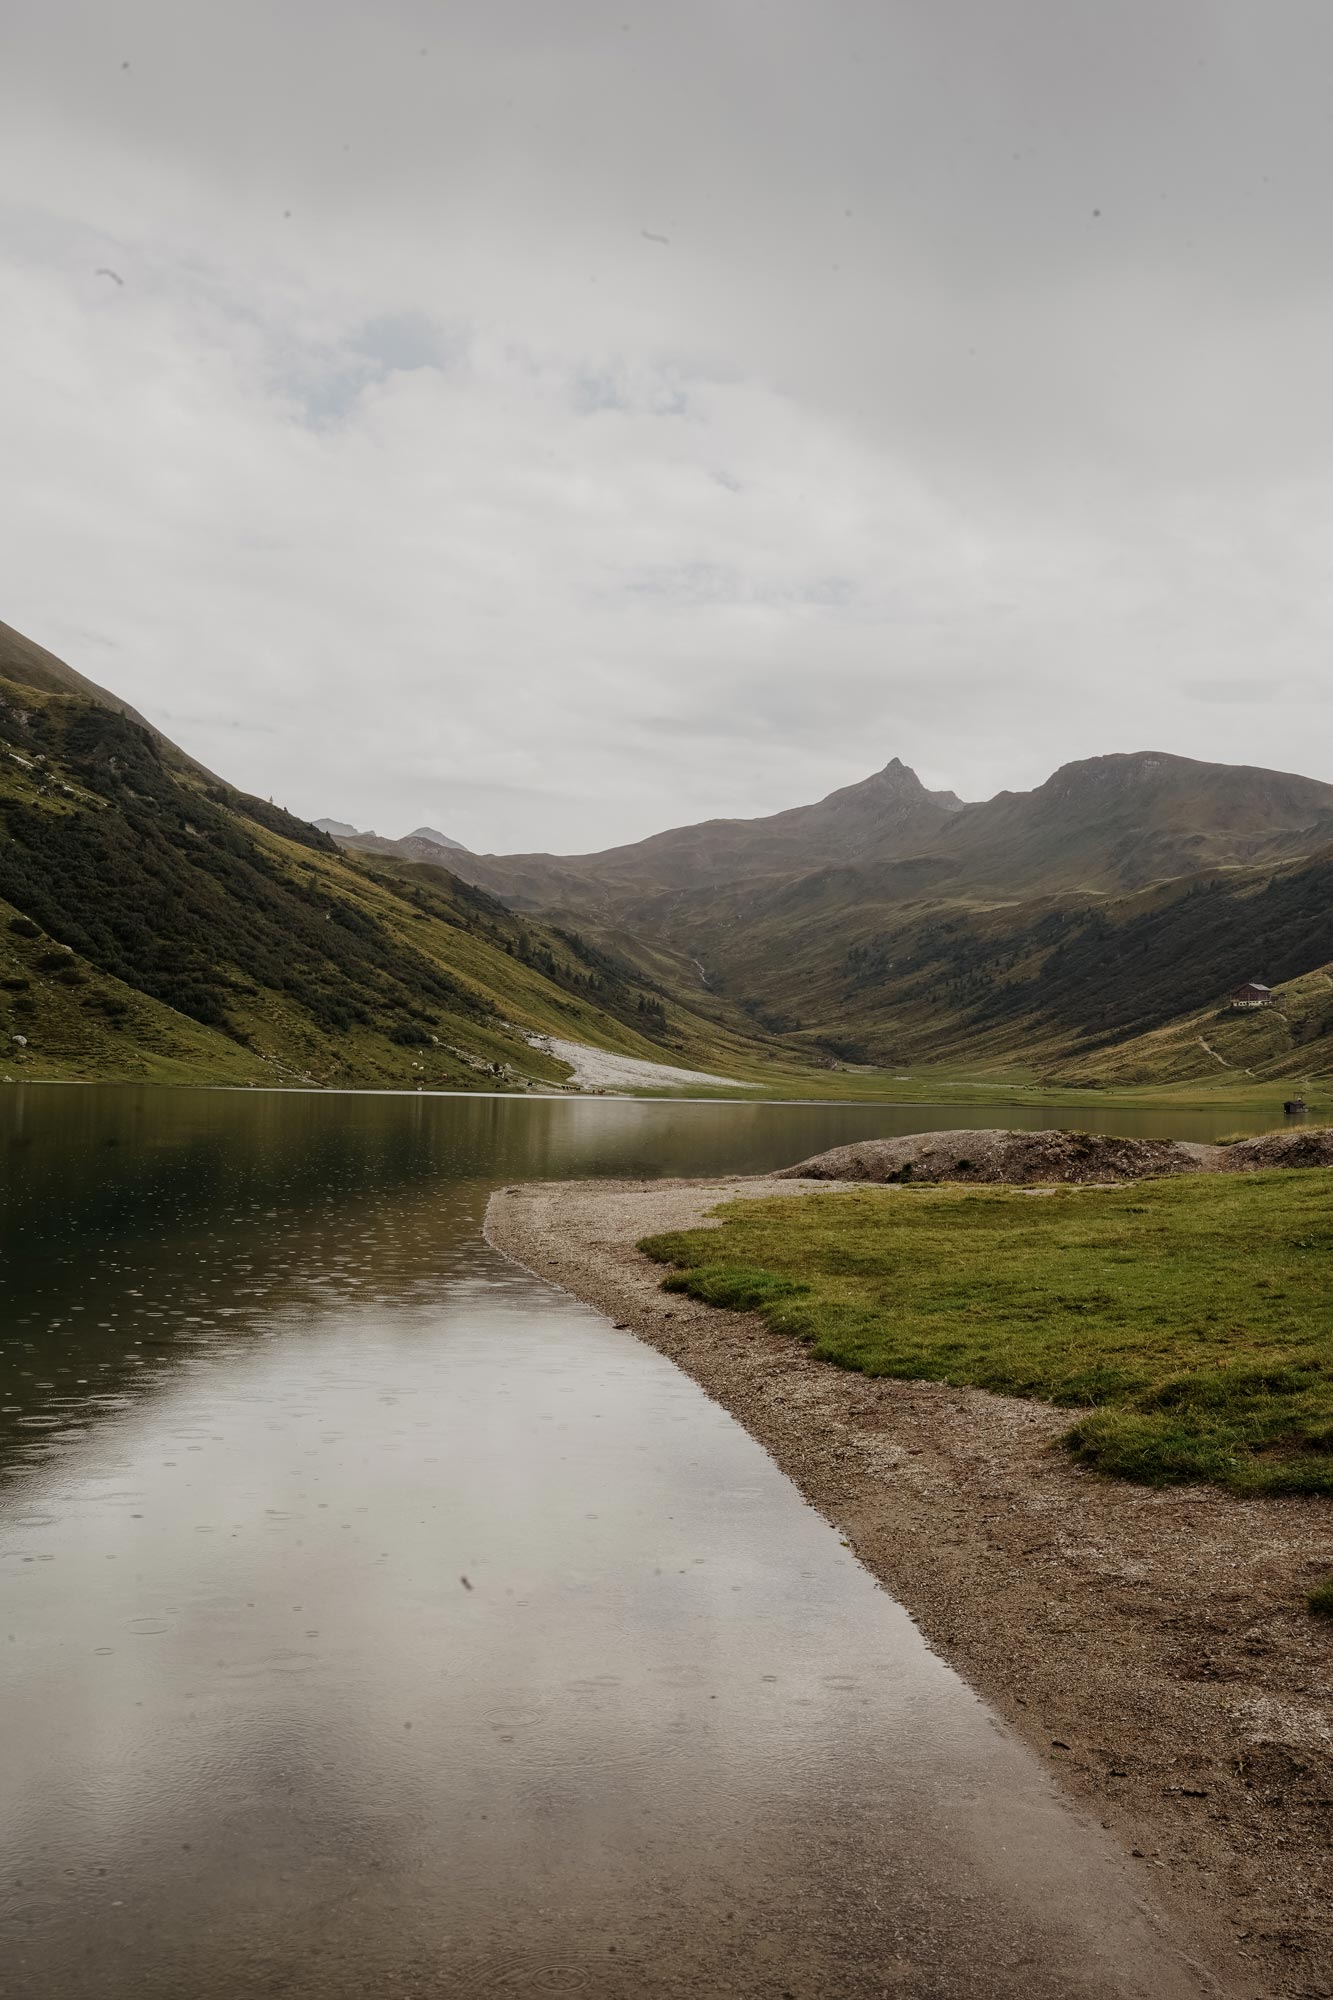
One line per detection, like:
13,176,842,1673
599,846,1333,1083
0,664,772,1090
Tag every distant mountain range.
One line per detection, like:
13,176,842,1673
317,820,470,863
322,747,1333,1083
335,748,1333,906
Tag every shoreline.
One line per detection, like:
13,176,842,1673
485,1173,1333,2000
4,1066,1328,1116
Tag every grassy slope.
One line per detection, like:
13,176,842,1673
641,1171,1333,1494
591,849,1333,1087
0,673,777,1090
496,908,1333,1110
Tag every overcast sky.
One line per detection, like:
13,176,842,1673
4,2,1333,853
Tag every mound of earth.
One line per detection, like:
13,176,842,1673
778,1127,1215,1185
779,1127,1215,1186
1217,1125,1333,1170
780,1124,1333,1186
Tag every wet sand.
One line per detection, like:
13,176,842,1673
487,1174,1333,2000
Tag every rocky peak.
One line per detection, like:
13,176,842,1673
870,757,966,812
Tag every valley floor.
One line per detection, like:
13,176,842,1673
8,1024,1333,1120
487,1174,1333,2000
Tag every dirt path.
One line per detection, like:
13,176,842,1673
486,1175,1333,2000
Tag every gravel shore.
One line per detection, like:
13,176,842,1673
523,1034,748,1092
486,1173,1333,2000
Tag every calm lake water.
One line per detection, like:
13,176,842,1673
0,1087,1237,1998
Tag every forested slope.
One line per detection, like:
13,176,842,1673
0,667,763,1089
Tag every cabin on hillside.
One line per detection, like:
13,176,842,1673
1230,981,1272,1010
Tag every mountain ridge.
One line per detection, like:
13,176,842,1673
330,746,1333,912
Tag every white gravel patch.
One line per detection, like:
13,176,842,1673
525,1034,748,1092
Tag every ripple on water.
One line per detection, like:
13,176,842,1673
447,1952,600,1995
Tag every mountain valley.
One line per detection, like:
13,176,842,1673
5,614,1333,1093
327,747,1333,1087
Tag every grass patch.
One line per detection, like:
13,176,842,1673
640,1171,1333,1494
1309,1576,1333,1618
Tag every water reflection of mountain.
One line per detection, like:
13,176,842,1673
0,1089,893,1474
0,1086,1262,1480
3,1085,954,1251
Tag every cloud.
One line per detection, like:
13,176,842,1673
3,0,1333,852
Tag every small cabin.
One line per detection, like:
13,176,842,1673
1230,981,1272,1010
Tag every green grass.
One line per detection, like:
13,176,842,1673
1309,1576,1333,1616
689,1061,1333,1115
640,1171,1333,1494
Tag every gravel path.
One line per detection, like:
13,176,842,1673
487,1173,1333,2000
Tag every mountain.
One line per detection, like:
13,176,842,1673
329,757,968,915
321,824,474,867
422,748,1333,1082
408,825,467,852
922,752,1333,897
436,750,1333,915
0,624,764,1089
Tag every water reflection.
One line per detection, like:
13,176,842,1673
0,1088,1222,1995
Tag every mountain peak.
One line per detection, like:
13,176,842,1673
407,826,468,852
870,757,966,812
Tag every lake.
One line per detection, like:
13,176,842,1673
0,1087,1239,1997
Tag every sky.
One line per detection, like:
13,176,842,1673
4,1,1333,855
